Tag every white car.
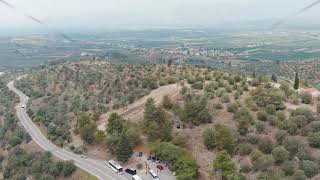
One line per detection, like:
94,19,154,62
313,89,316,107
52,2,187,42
80,154,87,158
21,105,25,109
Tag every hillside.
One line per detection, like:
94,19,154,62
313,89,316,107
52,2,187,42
15,60,320,180
0,73,97,180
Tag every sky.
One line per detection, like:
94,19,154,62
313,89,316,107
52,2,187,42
1,0,320,32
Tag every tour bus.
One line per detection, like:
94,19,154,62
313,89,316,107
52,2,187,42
132,175,143,180
149,169,160,180
108,160,123,174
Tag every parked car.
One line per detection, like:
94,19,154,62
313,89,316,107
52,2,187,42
80,154,87,158
125,168,137,175
156,158,160,163
176,123,181,129
147,156,152,160
156,165,164,170
151,156,156,162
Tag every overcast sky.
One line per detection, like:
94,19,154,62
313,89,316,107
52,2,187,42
1,0,320,31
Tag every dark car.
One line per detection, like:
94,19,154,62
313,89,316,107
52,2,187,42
125,168,137,175
147,156,151,160
176,123,181,129
157,165,164,170
151,156,156,162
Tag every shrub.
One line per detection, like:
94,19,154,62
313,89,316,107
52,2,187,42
265,104,276,115
289,93,300,105
271,146,289,164
172,133,189,147
240,162,252,173
251,79,260,86
300,92,312,104
257,111,267,121
300,160,319,178
162,95,173,109
60,161,77,177
192,81,204,90
136,163,143,170
247,133,259,144
304,121,320,134
257,170,286,180
255,121,265,134
221,94,230,103
237,119,250,136
216,88,226,97
213,150,236,178
282,120,298,135
203,125,238,154
307,132,320,148
292,170,307,180
234,108,253,122
291,115,308,129
234,91,241,100
237,144,252,156
203,128,215,150
291,108,316,123
258,137,274,154
283,136,309,159
183,98,212,125
227,103,238,113
281,160,296,176
296,147,311,161
267,115,278,126
276,111,286,121
250,150,274,171
214,103,223,110
275,130,288,145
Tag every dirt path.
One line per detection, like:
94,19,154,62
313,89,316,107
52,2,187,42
97,83,181,130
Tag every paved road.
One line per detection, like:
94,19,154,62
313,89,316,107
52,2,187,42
7,80,129,180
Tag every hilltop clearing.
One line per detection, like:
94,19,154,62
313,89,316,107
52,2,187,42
98,83,181,129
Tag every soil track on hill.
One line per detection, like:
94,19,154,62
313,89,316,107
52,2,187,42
97,83,181,130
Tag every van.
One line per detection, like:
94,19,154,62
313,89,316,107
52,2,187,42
108,160,123,174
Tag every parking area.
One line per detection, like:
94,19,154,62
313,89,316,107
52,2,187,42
122,152,176,180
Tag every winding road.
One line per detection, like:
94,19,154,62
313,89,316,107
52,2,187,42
7,80,128,180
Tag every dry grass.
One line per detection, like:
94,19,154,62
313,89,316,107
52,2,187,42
68,169,98,180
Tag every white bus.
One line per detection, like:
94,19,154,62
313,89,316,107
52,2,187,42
149,169,160,180
132,175,143,180
108,160,123,174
